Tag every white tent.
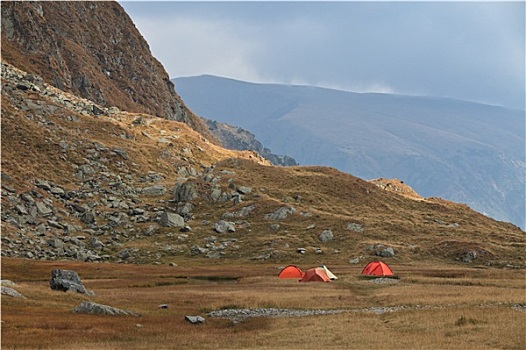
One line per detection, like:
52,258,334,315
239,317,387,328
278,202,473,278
318,265,338,280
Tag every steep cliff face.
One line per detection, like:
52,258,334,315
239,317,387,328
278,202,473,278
0,1,211,139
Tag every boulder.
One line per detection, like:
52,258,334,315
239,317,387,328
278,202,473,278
141,185,167,196
318,229,334,242
265,206,296,220
346,223,364,233
236,186,252,195
1,286,26,298
185,315,206,324
72,301,140,316
214,220,236,233
49,269,94,296
160,211,185,228
173,182,198,203
375,246,395,258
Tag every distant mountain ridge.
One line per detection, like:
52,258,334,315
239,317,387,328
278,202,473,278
174,75,525,228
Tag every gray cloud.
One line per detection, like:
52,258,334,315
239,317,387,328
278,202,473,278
120,1,525,110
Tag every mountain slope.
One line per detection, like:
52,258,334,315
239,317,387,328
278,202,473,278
1,2,523,268
0,1,211,139
174,75,525,228
2,61,524,267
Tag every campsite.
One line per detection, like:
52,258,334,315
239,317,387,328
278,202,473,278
2,257,524,349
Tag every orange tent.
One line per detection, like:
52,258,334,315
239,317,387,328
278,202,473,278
361,261,394,276
278,265,304,279
300,268,331,282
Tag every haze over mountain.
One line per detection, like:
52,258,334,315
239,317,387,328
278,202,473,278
174,75,525,229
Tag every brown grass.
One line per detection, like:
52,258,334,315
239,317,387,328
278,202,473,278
2,257,525,349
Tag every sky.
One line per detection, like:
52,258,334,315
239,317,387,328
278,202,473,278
119,1,525,110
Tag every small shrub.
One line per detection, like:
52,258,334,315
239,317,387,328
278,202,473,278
455,315,483,326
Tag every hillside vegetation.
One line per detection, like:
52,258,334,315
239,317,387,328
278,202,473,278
174,75,525,228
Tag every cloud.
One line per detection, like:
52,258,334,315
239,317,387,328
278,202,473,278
132,15,264,82
121,1,525,109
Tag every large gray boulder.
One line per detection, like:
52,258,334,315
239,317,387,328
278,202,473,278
49,269,95,296
214,220,236,233
173,182,198,203
318,229,334,242
160,211,185,228
72,301,140,316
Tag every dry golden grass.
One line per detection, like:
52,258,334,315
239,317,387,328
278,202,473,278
2,257,525,349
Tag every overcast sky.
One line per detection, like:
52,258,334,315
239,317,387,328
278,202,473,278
120,1,525,110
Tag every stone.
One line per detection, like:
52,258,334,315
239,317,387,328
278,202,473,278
72,301,140,316
50,187,66,196
265,206,296,220
297,248,307,254
210,188,222,201
214,220,236,233
88,237,104,250
1,286,26,298
237,186,252,195
36,202,53,217
346,223,364,233
160,211,185,228
47,238,63,248
117,249,131,259
318,229,334,242
159,304,170,309
141,185,167,196
376,246,395,258
49,269,94,295
173,182,198,203
112,148,129,159
80,211,96,225
185,315,205,324
1,280,16,287
35,179,51,190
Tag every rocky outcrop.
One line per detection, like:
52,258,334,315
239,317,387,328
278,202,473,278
0,1,212,139
205,119,297,166
50,269,95,296
72,301,140,316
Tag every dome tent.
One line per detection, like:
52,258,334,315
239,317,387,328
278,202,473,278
300,268,331,282
278,265,304,279
361,260,394,277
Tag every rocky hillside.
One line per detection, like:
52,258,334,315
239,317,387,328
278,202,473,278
205,118,298,166
174,75,525,229
2,62,524,268
0,1,211,139
1,3,524,269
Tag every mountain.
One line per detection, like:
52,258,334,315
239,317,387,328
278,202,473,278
0,1,211,139
174,75,525,229
1,2,524,269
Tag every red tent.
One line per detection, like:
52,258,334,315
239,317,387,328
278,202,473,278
361,261,394,276
300,268,331,282
278,265,304,279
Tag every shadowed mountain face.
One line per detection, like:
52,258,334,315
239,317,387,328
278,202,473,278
174,75,525,228
0,1,211,139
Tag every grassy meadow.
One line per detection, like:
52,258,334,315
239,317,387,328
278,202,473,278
1,257,525,349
